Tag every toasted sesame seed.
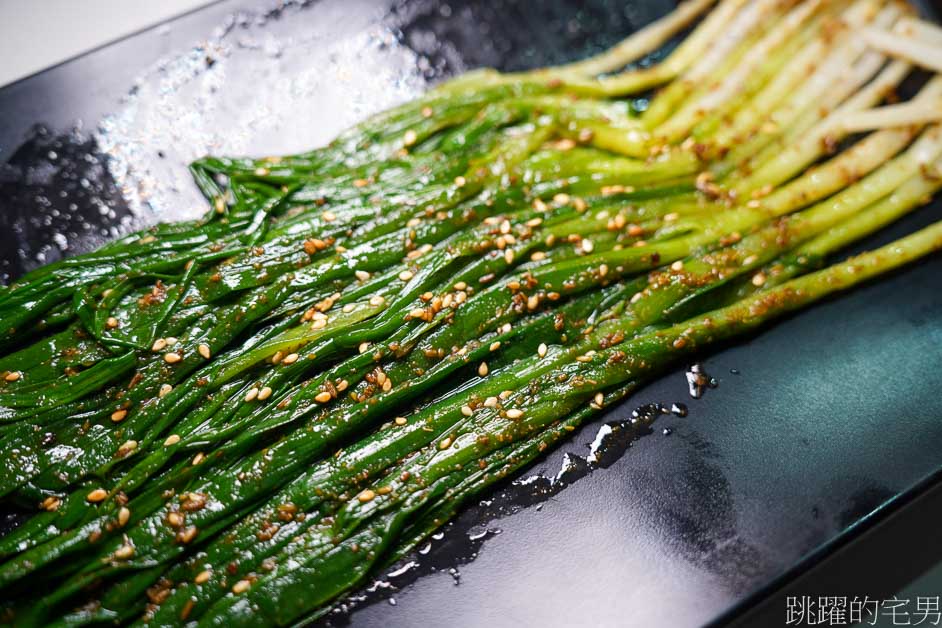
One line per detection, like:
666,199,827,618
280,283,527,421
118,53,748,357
164,352,182,364
322,211,337,222
394,416,408,426
369,295,385,307
4,371,21,382
358,342,371,354
87,489,108,503
111,409,128,423
191,452,205,466
594,392,604,407
478,362,488,377
342,303,356,313
538,343,547,358
353,178,370,187
257,386,273,401
42,496,61,512
461,405,473,417
355,270,371,281
244,388,260,402
310,318,327,330
158,383,173,398
527,295,540,310
315,391,332,403
504,249,515,264
454,281,467,290
599,264,609,277
439,437,452,450
282,353,300,365
195,570,212,584
505,409,524,419
118,440,138,456
113,544,134,560
399,270,414,281
166,512,185,528
166,337,178,346
164,434,181,447
118,506,131,526
489,341,501,352
232,580,251,594
484,396,498,408
106,316,119,329
751,272,767,286
358,489,376,503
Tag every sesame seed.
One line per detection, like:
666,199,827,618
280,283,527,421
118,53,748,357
353,178,370,187
118,507,131,527
106,317,119,329
369,295,385,307
4,371,21,382
671,260,684,271
399,270,414,281
113,544,134,560
282,353,300,365
41,496,61,512
377,486,393,495
258,386,273,401
454,176,466,187
232,580,251,594
195,570,212,584
752,272,767,286
192,453,205,465
527,295,540,310
358,489,376,503
489,341,501,352
484,396,498,408
403,130,418,146
394,417,408,426
478,362,488,377
582,239,594,253
342,303,356,313
118,440,138,455
315,391,332,403
500,390,513,400
743,254,758,265
158,383,173,398
111,409,128,423
531,251,546,262
164,434,181,447
594,392,604,407
166,512,184,528
166,337,178,346
505,409,524,419
198,344,211,359
421,106,433,117
322,211,337,222
454,281,467,290
599,264,609,277
358,342,371,354
164,352,182,364
461,405,473,417
538,343,547,358
504,249,515,264
355,270,371,281
337,380,349,392
244,388,260,402
310,318,327,330
87,489,108,503
439,437,452,450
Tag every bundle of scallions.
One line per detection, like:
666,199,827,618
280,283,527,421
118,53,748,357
1,0,941,624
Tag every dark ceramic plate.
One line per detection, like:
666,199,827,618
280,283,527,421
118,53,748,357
1,1,941,626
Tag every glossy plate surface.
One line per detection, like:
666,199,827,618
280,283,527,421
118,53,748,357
0,1,940,625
